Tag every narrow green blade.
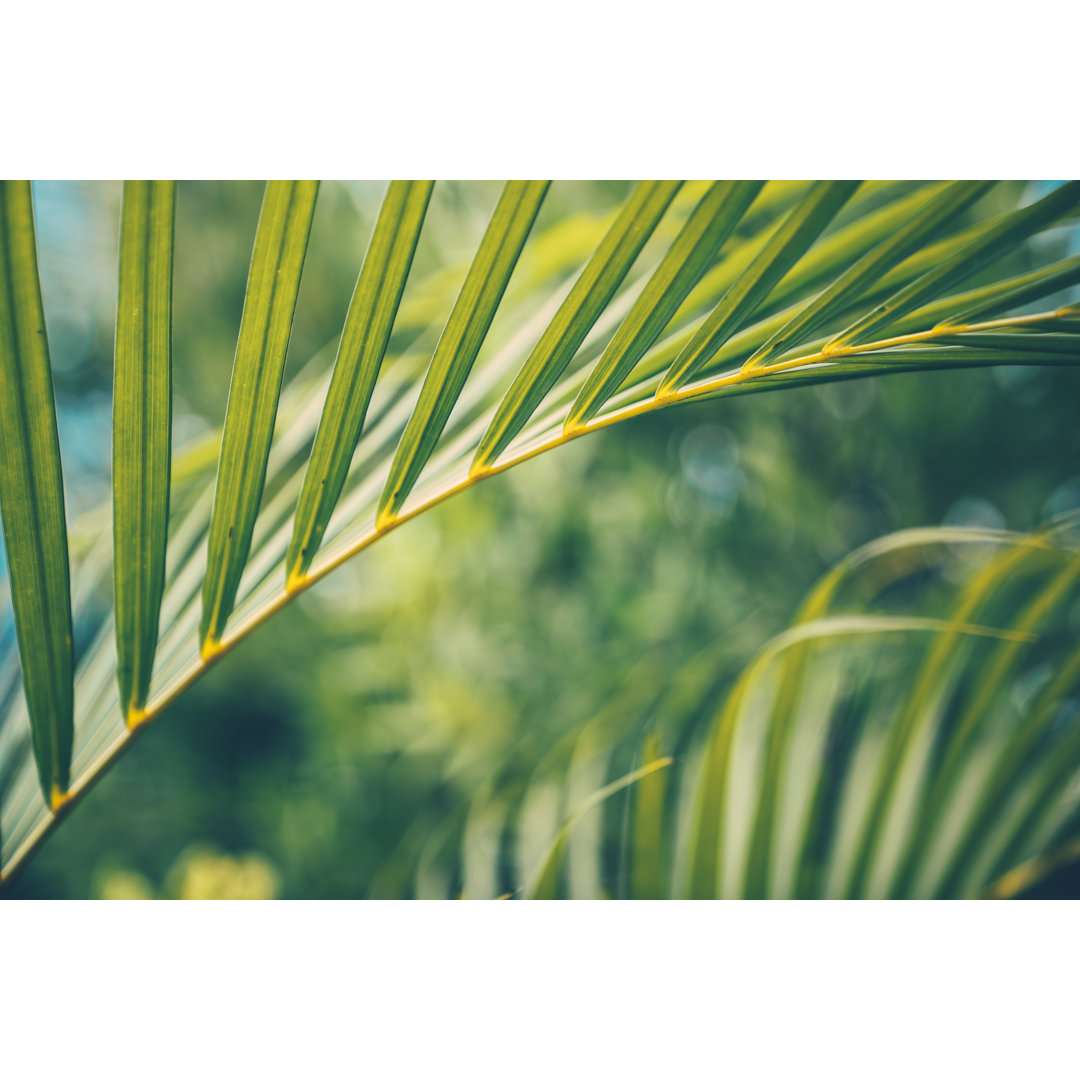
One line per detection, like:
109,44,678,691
566,180,764,429
826,181,1080,351
743,181,994,371
200,180,319,650
113,180,176,722
629,730,669,899
471,180,682,470
376,180,549,526
287,180,432,584
657,180,860,396
0,181,74,806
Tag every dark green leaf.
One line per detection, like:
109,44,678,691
113,180,176,721
0,181,74,806
743,181,994,370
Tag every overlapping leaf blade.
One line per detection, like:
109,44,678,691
472,180,682,470
287,180,432,584
566,180,765,429
825,180,1080,352
200,180,319,650
377,180,549,526
657,180,861,395
742,181,994,371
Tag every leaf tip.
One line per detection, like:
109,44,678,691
50,784,70,814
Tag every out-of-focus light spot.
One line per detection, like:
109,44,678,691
992,364,1047,404
814,378,878,421
1044,476,1080,523
942,496,1006,579
944,496,1005,532
1012,662,1053,716
678,424,744,519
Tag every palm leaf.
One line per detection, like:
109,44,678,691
0,181,74,808
113,180,176,724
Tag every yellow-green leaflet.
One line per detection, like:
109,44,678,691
200,181,319,649
472,180,682,471
377,180,549,526
287,181,433,584
826,180,1080,351
743,181,994,371
657,180,860,396
113,180,176,721
566,181,765,430
0,181,74,805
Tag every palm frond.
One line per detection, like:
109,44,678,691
2,179,1079,888
380,521,1080,898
